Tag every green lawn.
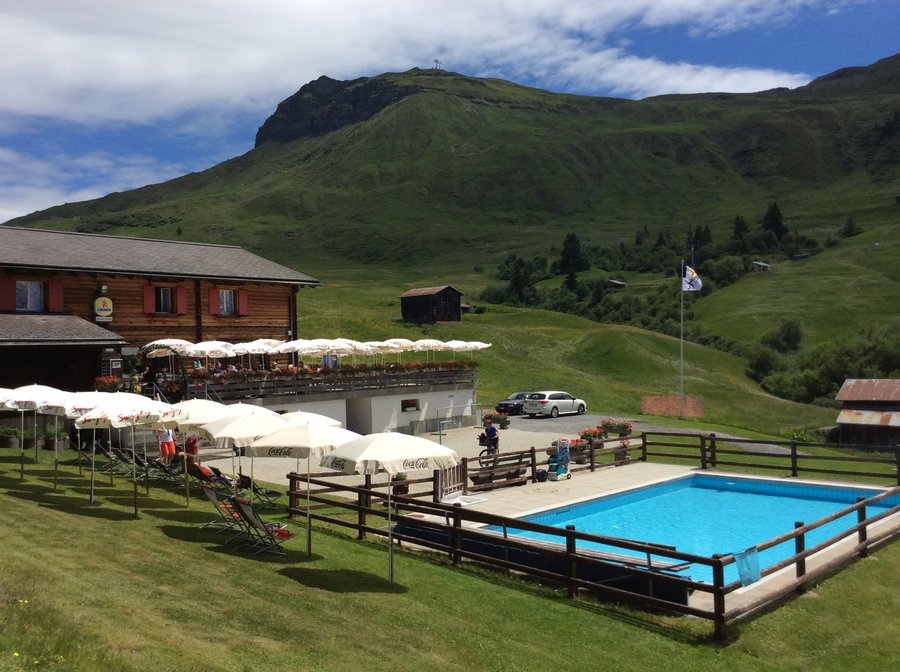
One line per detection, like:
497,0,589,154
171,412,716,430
1,451,898,671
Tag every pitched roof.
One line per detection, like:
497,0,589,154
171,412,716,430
0,314,126,346
399,285,463,298
835,379,900,403
0,226,318,286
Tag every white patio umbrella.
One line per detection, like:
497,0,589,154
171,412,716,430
412,338,448,363
177,402,277,433
141,338,194,354
443,340,470,356
6,383,68,478
75,394,184,515
278,410,342,427
185,341,236,361
248,423,362,555
270,339,313,355
381,338,416,363
320,432,460,584
196,413,290,450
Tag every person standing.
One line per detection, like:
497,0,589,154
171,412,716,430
157,427,176,465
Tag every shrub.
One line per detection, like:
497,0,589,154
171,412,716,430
93,375,121,392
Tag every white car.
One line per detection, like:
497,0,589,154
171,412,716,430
523,391,586,418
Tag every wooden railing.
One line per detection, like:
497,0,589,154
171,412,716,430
181,367,476,402
286,470,900,640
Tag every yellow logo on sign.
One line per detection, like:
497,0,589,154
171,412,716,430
94,297,114,317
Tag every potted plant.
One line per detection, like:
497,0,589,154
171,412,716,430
482,411,510,429
93,375,121,392
0,426,21,449
43,427,68,451
392,472,409,496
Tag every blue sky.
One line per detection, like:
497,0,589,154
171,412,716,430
1,0,897,222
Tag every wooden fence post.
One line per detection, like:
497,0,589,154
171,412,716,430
588,438,595,472
640,433,647,462
700,434,707,470
530,446,538,481
790,440,798,477
794,521,806,591
566,525,577,598
857,498,869,558
708,433,717,468
712,554,727,640
451,505,462,566
462,456,470,495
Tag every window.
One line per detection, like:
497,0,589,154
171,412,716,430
15,281,43,312
218,289,236,316
143,285,186,315
208,287,247,316
156,287,173,313
401,399,420,412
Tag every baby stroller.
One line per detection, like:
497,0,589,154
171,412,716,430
547,439,571,481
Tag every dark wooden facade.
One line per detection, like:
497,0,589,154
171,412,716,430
835,378,900,447
0,227,317,390
400,285,463,323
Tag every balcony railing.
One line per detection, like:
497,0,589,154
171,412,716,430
180,366,476,402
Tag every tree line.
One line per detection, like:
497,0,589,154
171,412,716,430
477,203,895,406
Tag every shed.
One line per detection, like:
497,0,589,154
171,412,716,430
834,378,900,447
399,286,463,323
749,261,770,272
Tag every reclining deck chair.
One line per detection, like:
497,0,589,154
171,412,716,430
229,497,296,555
237,474,284,509
199,484,243,532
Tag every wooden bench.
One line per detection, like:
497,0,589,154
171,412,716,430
469,453,527,487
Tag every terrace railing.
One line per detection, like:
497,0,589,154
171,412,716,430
181,366,476,402
286,470,900,640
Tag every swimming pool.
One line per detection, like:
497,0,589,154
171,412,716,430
491,474,900,584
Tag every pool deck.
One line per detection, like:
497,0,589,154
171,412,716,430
202,426,900,619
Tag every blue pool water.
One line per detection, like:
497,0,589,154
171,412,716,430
493,474,898,584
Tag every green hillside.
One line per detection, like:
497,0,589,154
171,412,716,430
4,54,898,422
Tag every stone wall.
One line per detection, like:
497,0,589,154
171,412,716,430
640,395,704,418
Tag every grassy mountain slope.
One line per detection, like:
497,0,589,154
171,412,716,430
295,269,835,436
4,55,898,417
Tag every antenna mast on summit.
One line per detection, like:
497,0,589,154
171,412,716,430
433,59,442,70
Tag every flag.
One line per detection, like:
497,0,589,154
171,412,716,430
682,265,702,292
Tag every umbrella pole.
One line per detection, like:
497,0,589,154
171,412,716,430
143,431,149,495
53,415,59,491
90,428,96,503
306,454,312,557
33,409,38,464
388,478,394,586
131,424,139,519
19,410,24,481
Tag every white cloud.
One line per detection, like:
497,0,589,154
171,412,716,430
0,0,843,125
0,146,189,222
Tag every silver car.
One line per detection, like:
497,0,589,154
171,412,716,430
523,391,586,418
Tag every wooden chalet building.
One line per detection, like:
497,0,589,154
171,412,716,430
400,285,463,323
0,227,318,390
835,378,900,447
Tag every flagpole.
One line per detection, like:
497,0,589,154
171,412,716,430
680,259,685,417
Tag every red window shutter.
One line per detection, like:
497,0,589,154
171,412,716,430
208,287,220,315
143,285,155,314
47,281,64,312
0,278,14,311
237,289,248,316
175,286,187,315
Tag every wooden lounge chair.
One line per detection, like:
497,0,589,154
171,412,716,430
237,474,284,509
229,497,296,555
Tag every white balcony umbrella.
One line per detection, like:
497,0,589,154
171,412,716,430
248,423,362,556
185,341,236,360
177,402,277,432
320,432,460,584
141,338,194,354
381,338,416,363
270,339,313,355
279,410,342,427
232,338,284,355
443,339,470,354
413,338,448,362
